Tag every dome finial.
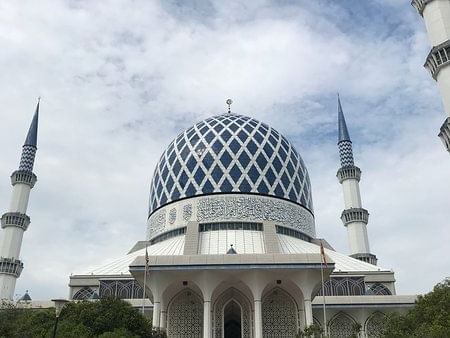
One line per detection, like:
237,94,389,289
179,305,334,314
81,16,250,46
226,99,233,114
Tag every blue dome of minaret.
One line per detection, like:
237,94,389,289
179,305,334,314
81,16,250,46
149,113,313,216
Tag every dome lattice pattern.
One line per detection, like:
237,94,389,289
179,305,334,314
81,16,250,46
149,113,313,215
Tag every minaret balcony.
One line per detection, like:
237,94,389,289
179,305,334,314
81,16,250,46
1,212,30,231
424,40,450,79
10,170,37,188
341,208,369,226
350,253,378,266
336,165,361,183
0,257,23,278
411,0,435,16
438,117,450,152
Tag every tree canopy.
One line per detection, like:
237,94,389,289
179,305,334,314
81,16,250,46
0,298,165,338
383,278,450,338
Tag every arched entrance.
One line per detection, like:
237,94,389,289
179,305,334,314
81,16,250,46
167,289,203,338
214,288,252,338
224,300,241,338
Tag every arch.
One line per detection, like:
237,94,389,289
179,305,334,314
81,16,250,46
262,287,298,338
224,300,242,338
73,287,94,300
167,288,203,338
367,283,392,295
365,311,387,338
328,312,358,338
213,288,252,338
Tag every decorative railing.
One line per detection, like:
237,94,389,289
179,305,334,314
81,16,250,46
438,117,450,153
10,170,37,188
1,212,30,230
0,257,23,277
341,208,369,226
336,166,361,183
424,40,450,79
350,253,378,266
411,0,434,16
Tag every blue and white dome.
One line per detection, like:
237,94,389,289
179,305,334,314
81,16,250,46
149,113,313,216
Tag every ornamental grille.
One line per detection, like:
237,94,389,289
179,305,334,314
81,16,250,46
328,312,357,338
365,312,387,338
73,287,95,300
149,113,313,215
167,289,203,338
366,283,392,296
98,280,143,299
338,140,354,167
315,277,365,296
262,288,298,338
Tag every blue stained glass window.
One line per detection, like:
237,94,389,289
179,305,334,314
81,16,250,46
189,134,200,146
198,123,208,134
300,194,307,208
280,172,291,190
156,181,163,196
237,130,248,143
238,152,250,169
211,165,223,184
272,156,283,173
248,120,258,128
208,119,218,127
239,178,252,192
179,144,190,159
265,167,276,186
175,133,184,145
268,134,277,147
287,161,295,177
171,189,180,200
166,175,174,192
221,129,232,142
274,183,284,196
204,130,215,143
161,166,169,180
202,152,214,167
278,146,287,162
263,142,274,159
288,188,297,201
243,123,254,134
203,179,214,194
254,131,264,144
179,171,189,189
256,153,267,171
248,165,260,184
257,180,269,194
228,122,239,132
185,183,196,196
221,178,233,191
229,139,241,155
291,153,298,168
212,139,223,154
293,176,301,193
159,193,167,206
213,123,223,133
186,155,197,172
186,127,196,139
246,139,258,154
280,136,290,152
168,151,177,165
220,150,233,168
229,164,242,183
194,167,205,185
172,160,182,177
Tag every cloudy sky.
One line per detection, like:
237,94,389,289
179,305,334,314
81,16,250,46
0,0,449,300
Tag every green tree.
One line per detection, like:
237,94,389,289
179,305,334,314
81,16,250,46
0,298,161,338
383,278,450,338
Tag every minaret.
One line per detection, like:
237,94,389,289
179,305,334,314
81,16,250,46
411,0,450,152
0,101,39,300
336,96,377,265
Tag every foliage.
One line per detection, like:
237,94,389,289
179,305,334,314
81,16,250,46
383,278,450,338
0,297,158,338
297,323,323,337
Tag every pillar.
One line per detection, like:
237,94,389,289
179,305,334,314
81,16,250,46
304,298,313,327
152,301,161,329
203,300,211,338
254,299,263,338
160,310,167,331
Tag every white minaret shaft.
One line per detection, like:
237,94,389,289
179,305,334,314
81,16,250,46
412,0,450,151
0,101,39,300
336,96,377,265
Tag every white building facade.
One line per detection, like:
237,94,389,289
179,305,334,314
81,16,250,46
69,102,415,338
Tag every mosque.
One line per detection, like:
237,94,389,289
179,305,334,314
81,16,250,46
1,1,449,337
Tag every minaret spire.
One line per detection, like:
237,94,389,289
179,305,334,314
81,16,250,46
336,96,377,266
0,101,40,300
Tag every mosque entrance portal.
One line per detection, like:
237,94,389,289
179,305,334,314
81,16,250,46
224,300,242,338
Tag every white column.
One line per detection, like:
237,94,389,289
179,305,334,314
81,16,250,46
152,301,161,329
254,299,263,338
304,298,313,327
203,300,211,338
160,310,167,331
